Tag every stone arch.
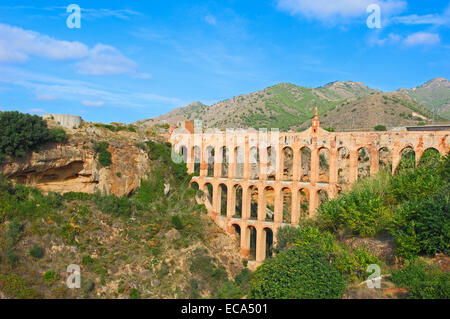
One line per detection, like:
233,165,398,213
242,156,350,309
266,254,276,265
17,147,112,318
298,188,310,218
396,146,416,174
206,146,215,177
318,147,330,183
248,186,258,220
282,146,294,181
418,147,440,168
379,147,392,172
250,146,260,180
220,146,229,178
317,189,329,208
233,184,243,218
282,187,292,224
337,147,350,187
267,146,276,180
190,181,199,190
178,145,188,163
264,227,274,259
193,146,201,176
204,183,213,207
231,223,241,239
264,186,275,222
248,226,257,261
218,184,228,216
358,147,370,179
300,146,311,182
235,146,244,178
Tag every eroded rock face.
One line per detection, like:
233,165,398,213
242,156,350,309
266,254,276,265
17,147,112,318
1,122,150,197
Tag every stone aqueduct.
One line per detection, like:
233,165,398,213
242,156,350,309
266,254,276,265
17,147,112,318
169,112,450,266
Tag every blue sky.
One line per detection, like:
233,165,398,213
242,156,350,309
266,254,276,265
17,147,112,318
0,0,449,123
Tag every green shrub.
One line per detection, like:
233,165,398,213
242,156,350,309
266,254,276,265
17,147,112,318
249,246,346,299
0,111,57,161
0,273,40,299
130,288,141,299
82,255,95,266
43,270,58,283
391,260,450,299
391,184,449,259
318,170,393,237
171,215,183,230
93,141,112,167
50,127,67,142
374,125,387,131
29,245,45,259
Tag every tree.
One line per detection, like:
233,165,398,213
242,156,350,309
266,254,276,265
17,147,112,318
0,111,67,162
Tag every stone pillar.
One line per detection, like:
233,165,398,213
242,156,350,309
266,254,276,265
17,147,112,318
229,142,236,179
200,144,207,177
370,148,379,176
276,144,283,181
214,146,221,178
212,184,220,213
309,187,317,217
292,148,300,182
242,185,250,220
291,187,299,225
227,183,234,218
349,149,358,184
256,227,266,263
240,224,250,258
310,147,319,185
257,184,265,221
243,138,250,180
392,148,400,175
274,186,282,223
187,145,194,174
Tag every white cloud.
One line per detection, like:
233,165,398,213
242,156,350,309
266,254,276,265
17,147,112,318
82,100,105,107
0,23,149,78
76,44,138,76
0,23,88,63
28,108,46,114
205,14,217,26
36,94,56,101
404,32,440,46
276,0,406,21
391,14,449,26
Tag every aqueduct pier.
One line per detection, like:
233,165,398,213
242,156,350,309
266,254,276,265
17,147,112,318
169,112,450,266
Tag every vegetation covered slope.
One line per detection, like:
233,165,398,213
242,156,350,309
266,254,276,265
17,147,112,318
141,78,449,132
296,92,438,131
140,81,379,131
0,141,247,299
398,77,450,120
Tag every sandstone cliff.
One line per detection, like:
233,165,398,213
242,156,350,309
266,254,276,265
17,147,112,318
0,120,150,197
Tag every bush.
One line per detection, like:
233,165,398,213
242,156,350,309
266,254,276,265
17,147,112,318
0,111,56,161
130,288,141,299
391,260,450,299
29,245,45,259
391,184,449,259
249,246,346,299
171,215,183,230
0,273,40,298
50,127,67,142
318,170,393,237
374,125,387,131
93,141,112,167
43,270,58,283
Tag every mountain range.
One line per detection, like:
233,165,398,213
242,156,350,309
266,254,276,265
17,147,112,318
137,77,450,131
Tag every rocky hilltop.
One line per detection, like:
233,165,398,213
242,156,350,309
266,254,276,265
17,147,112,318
0,118,150,197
